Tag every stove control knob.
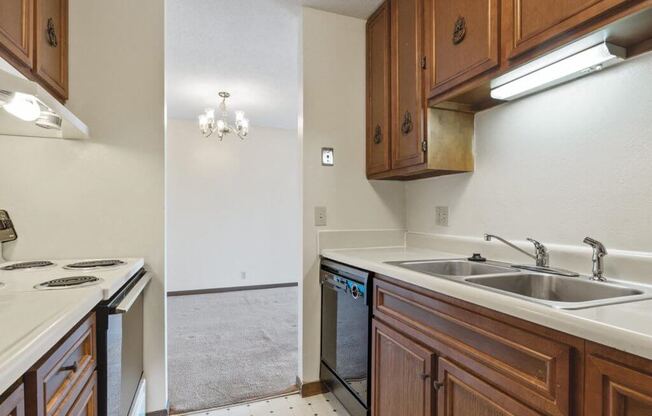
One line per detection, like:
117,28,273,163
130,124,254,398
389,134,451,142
351,285,361,299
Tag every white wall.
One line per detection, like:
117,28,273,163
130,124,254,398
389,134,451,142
166,119,301,292
300,8,406,382
0,0,166,411
406,52,652,253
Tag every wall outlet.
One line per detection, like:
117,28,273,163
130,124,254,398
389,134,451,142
315,206,327,226
321,148,334,166
436,206,449,226
241,271,247,280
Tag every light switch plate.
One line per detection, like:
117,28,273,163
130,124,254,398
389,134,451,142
315,206,327,226
435,206,449,227
321,148,334,166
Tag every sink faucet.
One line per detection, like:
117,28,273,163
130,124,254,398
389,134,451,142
484,234,549,267
583,237,607,281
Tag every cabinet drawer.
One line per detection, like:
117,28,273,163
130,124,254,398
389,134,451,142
426,0,500,95
0,383,25,416
374,278,573,416
67,372,97,416
25,313,96,416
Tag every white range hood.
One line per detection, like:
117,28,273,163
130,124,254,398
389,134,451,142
0,58,89,140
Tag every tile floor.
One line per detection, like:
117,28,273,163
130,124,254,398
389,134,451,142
183,392,351,416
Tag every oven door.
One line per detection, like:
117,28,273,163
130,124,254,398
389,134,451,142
97,269,151,416
320,269,369,406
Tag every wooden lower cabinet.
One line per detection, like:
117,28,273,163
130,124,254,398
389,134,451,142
0,384,25,416
67,373,97,416
372,319,435,416
585,342,652,416
437,358,543,416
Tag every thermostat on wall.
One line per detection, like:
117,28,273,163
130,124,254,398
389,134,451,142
321,147,334,166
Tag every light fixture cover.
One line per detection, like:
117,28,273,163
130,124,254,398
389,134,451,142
491,42,626,101
3,92,41,121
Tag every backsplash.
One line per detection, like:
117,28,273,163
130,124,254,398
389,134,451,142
406,51,652,254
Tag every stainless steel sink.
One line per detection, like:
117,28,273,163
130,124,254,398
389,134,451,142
386,258,652,309
388,260,516,278
465,273,651,309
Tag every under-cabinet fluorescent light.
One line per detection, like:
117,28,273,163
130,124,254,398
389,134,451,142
491,42,625,101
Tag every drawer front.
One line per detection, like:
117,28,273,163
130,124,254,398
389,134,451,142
25,313,96,416
427,0,499,94
66,372,97,416
374,278,571,416
0,383,25,416
508,0,629,59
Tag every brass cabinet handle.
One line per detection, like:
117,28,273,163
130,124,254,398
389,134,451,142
401,111,413,135
453,16,466,45
46,18,58,47
59,360,78,373
433,380,444,391
419,373,430,380
373,125,382,144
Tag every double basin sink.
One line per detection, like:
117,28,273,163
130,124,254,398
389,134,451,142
386,259,652,309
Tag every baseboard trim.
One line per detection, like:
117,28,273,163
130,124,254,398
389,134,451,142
300,381,328,398
147,409,169,416
167,282,298,297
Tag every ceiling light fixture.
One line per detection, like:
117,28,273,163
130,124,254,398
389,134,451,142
490,42,626,101
198,91,249,140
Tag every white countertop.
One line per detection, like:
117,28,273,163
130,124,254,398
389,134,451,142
321,246,652,360
0,258,144,395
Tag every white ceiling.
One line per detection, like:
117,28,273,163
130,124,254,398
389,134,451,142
165,0,382,129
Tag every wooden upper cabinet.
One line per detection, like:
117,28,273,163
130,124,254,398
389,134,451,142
0,0,33,68
34,0,68,101
426,0,499,96
366,2,392,177
371,319,434,416
585,342,652,416
437,358,544,416
0,384,25,416
390,0,426,170
507,0,629,59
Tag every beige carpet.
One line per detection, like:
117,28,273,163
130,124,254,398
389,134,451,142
167,286,298,414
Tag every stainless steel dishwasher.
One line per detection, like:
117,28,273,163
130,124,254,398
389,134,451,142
320,259,371,416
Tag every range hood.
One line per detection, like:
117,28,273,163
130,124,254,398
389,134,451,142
0,58,89,140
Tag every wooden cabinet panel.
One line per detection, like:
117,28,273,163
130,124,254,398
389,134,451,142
0,0,33,68
0,384,25,416
366,2,392,176
426,0,499,96
390,0,426,170
25,313,96,416
373,277,575,416
67,373,97,416
508,0,629,59
585,342,652,416
438,358,544,416
34,0,68,101
371,319,434,416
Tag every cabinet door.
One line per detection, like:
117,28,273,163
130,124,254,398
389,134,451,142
585,344,652,416
390,0,426,170
0,0,33,68
508,0,628,59
426,0,499,95
0,384,25,416
34,0,68,101
366,2,392,176
372,319,435,416
437,358,544,416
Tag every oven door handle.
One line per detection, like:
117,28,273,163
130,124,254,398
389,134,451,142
115,272,152,314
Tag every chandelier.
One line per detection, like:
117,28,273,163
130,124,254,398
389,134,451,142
198,91,249,139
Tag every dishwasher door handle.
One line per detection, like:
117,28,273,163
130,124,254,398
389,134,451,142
115,272,152,314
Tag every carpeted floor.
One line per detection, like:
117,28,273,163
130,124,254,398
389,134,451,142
167,286,298,414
